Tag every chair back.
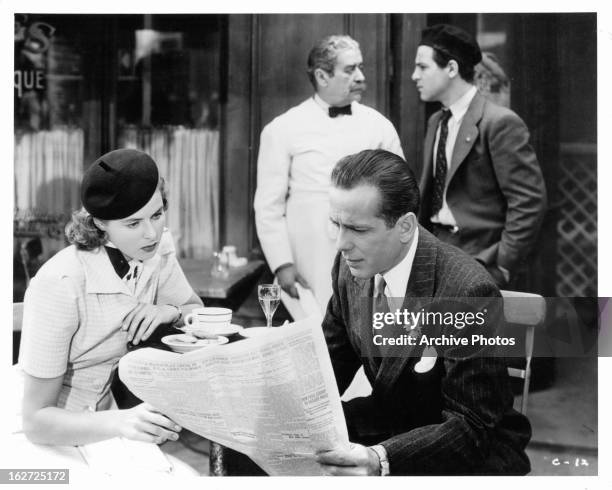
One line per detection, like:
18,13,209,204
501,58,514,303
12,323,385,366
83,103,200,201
500,290,546,415
14,302,24,332
13,303,24,365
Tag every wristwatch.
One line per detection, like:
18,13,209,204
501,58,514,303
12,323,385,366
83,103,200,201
369,444,390,476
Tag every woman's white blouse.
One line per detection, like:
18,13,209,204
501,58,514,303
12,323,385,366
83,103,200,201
18,230,194,411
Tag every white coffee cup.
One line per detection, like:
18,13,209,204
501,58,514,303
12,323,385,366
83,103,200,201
184,307,232,333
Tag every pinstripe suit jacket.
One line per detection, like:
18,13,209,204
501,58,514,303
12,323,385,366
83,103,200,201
322,226,531,475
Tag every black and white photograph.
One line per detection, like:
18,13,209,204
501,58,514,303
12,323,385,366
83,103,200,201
3,2,610,487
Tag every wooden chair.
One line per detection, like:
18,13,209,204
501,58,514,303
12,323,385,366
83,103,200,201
13,303,24,364
19,237,43,288
500,290,546,415
14,302,24,332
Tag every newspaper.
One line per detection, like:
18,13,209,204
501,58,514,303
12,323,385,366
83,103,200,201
118,316,349,476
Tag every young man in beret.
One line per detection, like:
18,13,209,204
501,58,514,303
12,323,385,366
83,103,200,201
412,24,547,288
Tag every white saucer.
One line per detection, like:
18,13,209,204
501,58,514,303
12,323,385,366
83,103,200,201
162,334,229,353
240,327,275,338
182,324,244,337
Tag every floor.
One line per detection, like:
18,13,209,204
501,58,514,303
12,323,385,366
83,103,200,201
523,355,598,475
161,285,599,477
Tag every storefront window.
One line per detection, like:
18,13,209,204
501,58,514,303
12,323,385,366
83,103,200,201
14,15,85,261
114,15,221,130
15,14,85,131
114,15,224,259
14,14,88,299
14,14,225,300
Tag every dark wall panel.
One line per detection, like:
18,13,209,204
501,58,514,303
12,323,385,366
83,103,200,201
257,14,347,127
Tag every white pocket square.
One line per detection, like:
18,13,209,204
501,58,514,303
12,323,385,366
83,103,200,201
414,346,437,373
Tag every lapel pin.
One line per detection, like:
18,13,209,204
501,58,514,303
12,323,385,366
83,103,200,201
466,136,472,142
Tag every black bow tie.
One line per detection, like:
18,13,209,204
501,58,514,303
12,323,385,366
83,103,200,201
328,105,352,118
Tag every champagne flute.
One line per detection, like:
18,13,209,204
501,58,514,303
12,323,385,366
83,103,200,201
258,284,281,328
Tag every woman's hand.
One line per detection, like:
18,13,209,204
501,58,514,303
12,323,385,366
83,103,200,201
114,403,182,444
123,303,178,344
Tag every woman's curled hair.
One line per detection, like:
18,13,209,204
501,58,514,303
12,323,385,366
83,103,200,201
65,209,108,250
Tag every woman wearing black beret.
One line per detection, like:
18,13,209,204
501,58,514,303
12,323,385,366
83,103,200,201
19,149,203,446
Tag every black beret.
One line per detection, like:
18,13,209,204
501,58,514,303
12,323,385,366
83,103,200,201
420,24,482,67
81,149,159,220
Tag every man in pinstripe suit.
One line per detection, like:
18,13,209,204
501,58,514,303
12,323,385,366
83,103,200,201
315,149,531,475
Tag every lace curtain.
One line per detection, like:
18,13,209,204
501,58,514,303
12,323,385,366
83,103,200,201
118,127,220,259
14,127,220,260
14,129,84,264
14,129,83,218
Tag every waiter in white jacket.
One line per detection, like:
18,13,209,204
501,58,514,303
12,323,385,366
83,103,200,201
254,34,404,318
